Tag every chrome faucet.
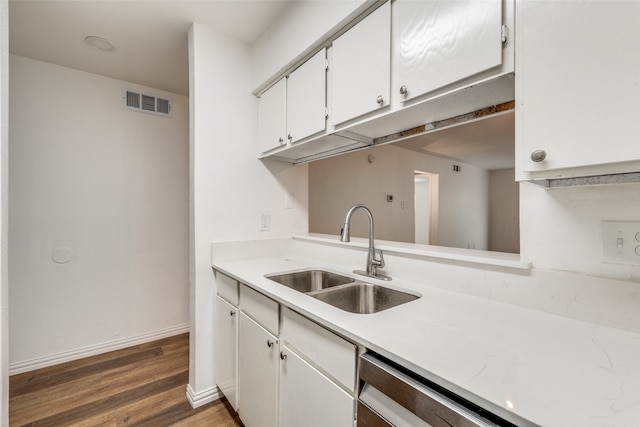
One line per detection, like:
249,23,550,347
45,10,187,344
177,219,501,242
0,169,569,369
340,204,391,281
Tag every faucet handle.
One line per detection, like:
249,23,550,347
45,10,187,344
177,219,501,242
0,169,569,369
373,249,385,269
339,223,351,242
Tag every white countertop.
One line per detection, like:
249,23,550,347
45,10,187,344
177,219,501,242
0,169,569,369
213,254,640,427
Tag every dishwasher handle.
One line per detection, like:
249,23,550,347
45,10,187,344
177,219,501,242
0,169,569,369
358,354,499,427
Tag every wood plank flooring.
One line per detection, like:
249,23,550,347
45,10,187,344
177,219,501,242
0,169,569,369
9,333,243,427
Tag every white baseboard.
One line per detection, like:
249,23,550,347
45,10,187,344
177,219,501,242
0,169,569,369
9,323,190,375
186,384,220,408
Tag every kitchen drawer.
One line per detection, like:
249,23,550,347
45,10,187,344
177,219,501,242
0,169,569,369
281,307,357,392
240,284,279,335
216,271,239,306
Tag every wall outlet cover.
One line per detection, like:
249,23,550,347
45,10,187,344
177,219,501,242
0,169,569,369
601,221,640,265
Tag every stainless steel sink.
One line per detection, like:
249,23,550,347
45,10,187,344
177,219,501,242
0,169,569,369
310,282,419,314
265,269,419,314
265,269,355,293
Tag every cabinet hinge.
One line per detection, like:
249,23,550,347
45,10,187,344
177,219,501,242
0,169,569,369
501,24,509,46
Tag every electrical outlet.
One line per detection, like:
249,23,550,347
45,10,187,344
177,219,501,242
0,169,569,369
601,221,640,265
259,213,270,231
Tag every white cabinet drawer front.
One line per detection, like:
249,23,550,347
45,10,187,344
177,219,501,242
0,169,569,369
216,271,239,306
279,344,355,427
240,284,279,335
282,308,356,392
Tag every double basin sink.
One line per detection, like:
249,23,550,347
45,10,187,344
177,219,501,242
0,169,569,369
265,269,418,314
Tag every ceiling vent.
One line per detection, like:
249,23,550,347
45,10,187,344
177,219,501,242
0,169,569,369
123,89,172,117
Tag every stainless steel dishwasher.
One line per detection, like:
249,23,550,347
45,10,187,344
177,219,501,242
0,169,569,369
358,353,528,427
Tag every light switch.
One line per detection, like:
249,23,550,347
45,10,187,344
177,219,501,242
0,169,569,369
285,193,294,209
602,221,640,265
259,213,270,231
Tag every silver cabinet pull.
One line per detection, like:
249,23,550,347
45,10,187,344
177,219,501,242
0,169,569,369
287,134,293,142
267,340,274,348
399,85,407,95
531,150,547,162
376,95,384,105
280,351,287,360
229,310,235,316
278,137,284,144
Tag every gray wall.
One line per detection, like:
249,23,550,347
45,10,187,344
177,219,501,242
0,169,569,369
488,168,520,253
309,144,490,250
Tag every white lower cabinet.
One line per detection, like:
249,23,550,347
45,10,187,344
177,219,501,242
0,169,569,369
215,278,357,427
279,344,355,427
238,312,279,427
214,295,238,410
279,307,356,426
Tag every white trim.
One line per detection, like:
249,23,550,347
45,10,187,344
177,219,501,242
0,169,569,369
186,384,220,408
8,323,189,375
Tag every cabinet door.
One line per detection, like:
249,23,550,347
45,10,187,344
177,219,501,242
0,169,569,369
214,296,238,410
517,1,640,178
331,1,390,126
393,0,502,103
238,313,278,427
258,78,287,154
287,49,327,143
279,345,355,427
281,307,356,392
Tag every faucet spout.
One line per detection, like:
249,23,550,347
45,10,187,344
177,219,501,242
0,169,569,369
340,204,391,281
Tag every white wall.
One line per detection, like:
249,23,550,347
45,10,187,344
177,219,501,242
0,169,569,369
1,0,9,422
488,168,519,253
8,55,190,371
521,182,640,282
309,144,489,249
188,23,308,406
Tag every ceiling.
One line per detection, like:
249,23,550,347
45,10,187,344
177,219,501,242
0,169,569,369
8,0,290,96
395,111,515,171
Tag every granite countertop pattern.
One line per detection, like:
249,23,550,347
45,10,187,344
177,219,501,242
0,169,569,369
213,255,640,427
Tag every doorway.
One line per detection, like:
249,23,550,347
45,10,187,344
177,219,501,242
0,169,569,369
414,171,439,245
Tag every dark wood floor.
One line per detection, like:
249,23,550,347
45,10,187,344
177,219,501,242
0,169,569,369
9,333,243,426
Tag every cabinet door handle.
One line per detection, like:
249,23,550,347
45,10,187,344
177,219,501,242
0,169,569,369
280,351,287,360
287,134,293,142
376,95,384,105
229,310,235,316
530,150,547,162
267,340,274,348
278,137,284,144
399,85,408,96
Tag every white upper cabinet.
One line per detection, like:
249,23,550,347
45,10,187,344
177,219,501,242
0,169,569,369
393,0,503,103
258,49,327,156
258,78,287,154
287,49,327,144
516,0,640,180
331,1,390,126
